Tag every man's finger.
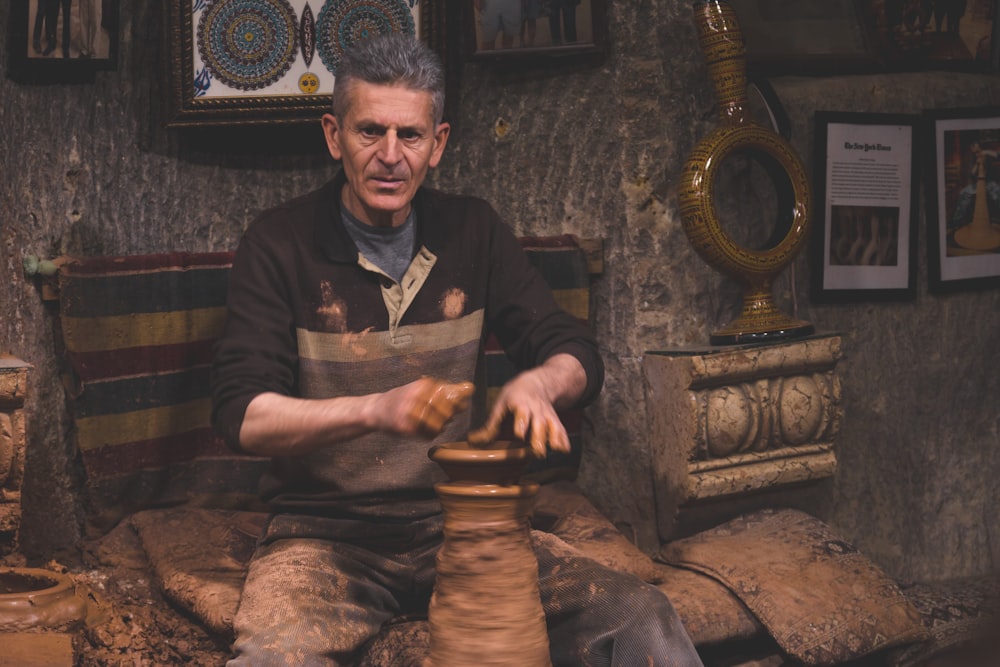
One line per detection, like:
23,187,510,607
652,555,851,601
466,425,495,445
429,382,474,417
467,396,510,446
528,419,548,459
548,420,571,454
411,381,475,437
443,382,474,405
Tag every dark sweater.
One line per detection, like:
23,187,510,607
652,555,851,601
210,173,603,520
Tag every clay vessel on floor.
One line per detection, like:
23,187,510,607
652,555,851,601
0,567,89,631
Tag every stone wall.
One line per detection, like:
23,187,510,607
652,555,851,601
1,3,998,583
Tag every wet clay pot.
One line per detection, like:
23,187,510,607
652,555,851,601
0,567,89,631
428,439,533,485
426,441,551,667
678,0,815,345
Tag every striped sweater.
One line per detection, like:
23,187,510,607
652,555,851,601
210,173,602,520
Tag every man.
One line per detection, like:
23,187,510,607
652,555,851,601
549,0,579,45
77,0,100,58
475,0,521,49
211,33,702,667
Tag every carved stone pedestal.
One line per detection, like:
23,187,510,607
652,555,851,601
0,356,30,556
643,334,842,541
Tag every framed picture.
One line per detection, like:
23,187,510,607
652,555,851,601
924,107,1000,293
727,0,879,75
467,0,607,59
810,111,920,302
7,0,119,83
863,0,998,71
164,0,442,127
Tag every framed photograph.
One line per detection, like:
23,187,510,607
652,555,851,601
863,0,997,71
924,107,1000,293
727,0,879,75
810,111,920,302
164,0,441,128
7,0,119,83
467,0,606,59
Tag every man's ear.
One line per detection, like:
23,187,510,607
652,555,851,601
321,113,342,161
429,122,451,169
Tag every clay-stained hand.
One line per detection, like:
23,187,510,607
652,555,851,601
467,369,570,459
371,377,475,438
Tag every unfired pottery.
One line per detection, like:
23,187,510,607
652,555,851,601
426,441,551,667
0,567,89,631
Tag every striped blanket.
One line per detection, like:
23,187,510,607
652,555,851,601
58,252,264,531
58,238,594,530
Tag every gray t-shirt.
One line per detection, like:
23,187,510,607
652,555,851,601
341,204,415,283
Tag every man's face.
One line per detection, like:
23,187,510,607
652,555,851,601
321,81,450,228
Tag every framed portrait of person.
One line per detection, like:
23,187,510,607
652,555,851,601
466,0,607,59
924,107,1000,293
7,0,120,83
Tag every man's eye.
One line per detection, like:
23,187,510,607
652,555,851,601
399,130,421,141
359,127,380,137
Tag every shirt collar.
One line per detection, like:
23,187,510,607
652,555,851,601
314,170,444,263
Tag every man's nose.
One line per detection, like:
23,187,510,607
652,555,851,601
378,131,402,164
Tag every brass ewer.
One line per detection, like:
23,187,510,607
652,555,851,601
678,0,814,345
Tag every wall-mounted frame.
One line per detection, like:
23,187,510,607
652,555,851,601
810,111,919,302
728,0,879,75
729,0,998,75
924,107,1000,294
467,0,606,59
164,0,441,127
7,0,119,83
864,0,998,72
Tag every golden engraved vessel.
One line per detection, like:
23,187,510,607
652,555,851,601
678,0,814,345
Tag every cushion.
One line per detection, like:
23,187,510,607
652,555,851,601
653,563,763,646
533,480,662,582
533,481,763,646
129,507,265,637
889,576,1000,667
658,508,929,666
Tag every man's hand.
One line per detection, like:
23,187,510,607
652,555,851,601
370,377,475,438
467,353,586,458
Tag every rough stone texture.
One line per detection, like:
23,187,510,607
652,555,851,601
0,3,998,585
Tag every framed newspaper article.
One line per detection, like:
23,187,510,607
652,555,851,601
810,111,919,302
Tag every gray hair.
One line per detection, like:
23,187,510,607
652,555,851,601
331,33,446,125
